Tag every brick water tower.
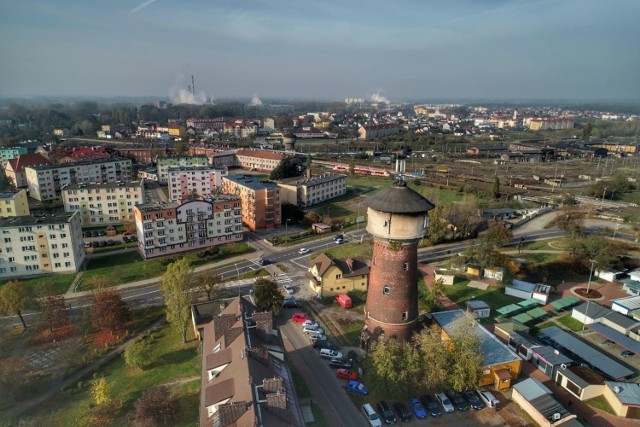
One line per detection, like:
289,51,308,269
361,180,435,347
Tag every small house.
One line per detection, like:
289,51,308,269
531,346,573,379
506,280,551,304
434,269,456,285
555,365,605,402
595,269,626,283
311,223,331,234
603,382,640,419
611,295,640,317
512,378,577,427
571,302,611,325
466,300,491,318
466,265,482,277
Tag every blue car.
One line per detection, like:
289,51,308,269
408,398,427,419
346,380,368,395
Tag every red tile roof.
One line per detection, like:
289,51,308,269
7,153,51,172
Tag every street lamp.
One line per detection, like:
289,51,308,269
285,218,291,237
581,259,597,335
586,259,597,295
601,187,607,203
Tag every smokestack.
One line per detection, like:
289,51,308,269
191,75,195,95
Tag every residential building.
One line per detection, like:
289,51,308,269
156,155,209,184
555,365,605,402
167,166,227,201
0,211,85,277
235,149,291,172
571,301,612,325
277,173,347,207
53,128,70,137
531,345,573,379
223,120,257,138
5,153,51,188
116,144,171,164
58,146,111,164
511,378,577,427
602,381,640,419
0,189,30,217
432,309,522,390
134,196,242,259
611,295,640,317
168,124,186,138
358,123,400,140
528,117,574,131
307,253,369,298
199,296,297,427
62,180,145,225
0,146,28,168
187,147,237,169
186,117,225,132
221,175,281,231
25,158,132,201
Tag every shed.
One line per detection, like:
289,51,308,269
484,266,505,282
555,365,605,402
595,269,626,283
603,382,640,419
466,265,482,277
601,311,640,335
434,269,456,285
531,346,573,379
512,378,577,427
506,280,551,304
466,300,491,318
518,298,540,309
497,304,526,318
105,224,117,236
311,223,331,233
611,295,640,316
550,296,581,312
571,302,611,325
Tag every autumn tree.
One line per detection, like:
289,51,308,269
130,386,179,427
491,176,500,199
427,205,448,244
413,326,451,392
80,376,121,427
553,208,586,236
348,158,356,176
480,220,513,249
91,288,132,335
0,280,33,329
160,257,194,343
270,158,302,180
123,221,137,235
40,293,69,332
0,358,32,401
124,338,152,370
369,338,420,398
254,278,283,315
196,273,222,301
567,234,620,272
448,319,484,392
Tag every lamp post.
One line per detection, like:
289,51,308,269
601,187,607,203
581,259,597,335
285,218,290,237
586,259,597,295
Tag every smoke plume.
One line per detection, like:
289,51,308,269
169,75,209,105
248,93,263,106
370,90,390,104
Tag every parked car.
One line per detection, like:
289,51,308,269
336,369,357,380
83,242,92,248
462,389,485,410
620,350,635,357
282,284,294,294
319,348,342,359
308,331,326,341
335,237,345,244
291,312,311,323
282,299,302,308
302,325,324,335
376,401,397,425
329,357,352,369
298,248,310,254
346,380,368,396
97,231,106,237
477,389,500,409
392,402,412,422
419,394,441,417
333,234,344,241
122,231,131,236
129,235,138,241
313,340,337,351
122,236,131,243
447,391,469,411
435,392,455,413
302,320,319,328
408,398,427,419
361,403,382,427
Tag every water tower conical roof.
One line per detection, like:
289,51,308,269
363,180,435,214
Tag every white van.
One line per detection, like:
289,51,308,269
361,403,382,427
477,389,500,409
319,348,342,359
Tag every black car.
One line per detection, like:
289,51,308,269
313,340,337,351
258,259,270,266
419,394,442,417
282,299,302,308
392,402,412,422
328,357,352,369
376,401,397,425
462,389,484,410
447,391,469,411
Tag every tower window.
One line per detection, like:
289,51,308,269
373,257,376,265
403,262,409,271
402,311,408,321
383,285,390,295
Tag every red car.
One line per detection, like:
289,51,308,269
336,369,357,380
291,312,311,323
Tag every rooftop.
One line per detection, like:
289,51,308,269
236,149,288,161
364,180,435,214
62,180,143,191
167,165,227,173
431,309,521,367
605,381,640,405
28,157,130,170
573,301,612,319
0,189,26,200
612,295,640,311
0,212,78,227
6,153,51,172
279,173,346,187
222,174,279,190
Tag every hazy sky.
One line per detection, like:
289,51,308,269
1,0,639,102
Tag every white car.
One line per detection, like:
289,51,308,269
302,325,324,335
308,331,327,341
435,392,455,413
298,248,310,254
302,320,319,328
282,284,294,294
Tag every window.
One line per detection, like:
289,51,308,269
383,285,390,295
403,262,409,271
402,311,408,321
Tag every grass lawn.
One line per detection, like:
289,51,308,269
557,313,584,332
324,242,373,260
505,238,570,252
161,186,170,199
441,280,521,312
2,273,76,294
91,242,138,254
530,320,556,336
584,395,615,415
19,322,201,426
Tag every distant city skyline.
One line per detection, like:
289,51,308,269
1,0,639,102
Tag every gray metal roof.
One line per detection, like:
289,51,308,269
363,180,435,214
603,311,640,330
605,381,640,405
587,323,640,353
612,295,640,311
540,326,635,379
573,302,612,319
514,378,552,401
532,345,573,366
431,310,521,367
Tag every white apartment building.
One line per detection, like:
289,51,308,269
156,156,209,184
167,166,227,201
25,158,132,201
62,180,145,225
133,196,243,259
0,146,28,168
278,173,347,207
0,211,85,278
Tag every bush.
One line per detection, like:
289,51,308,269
130,386,179,427
124,339,152,370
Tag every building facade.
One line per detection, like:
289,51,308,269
167,166,227,201
221,175,281,231
234,149,290,172
307,253,369,298
186,117,225,132
156,155,209,184
4,153,51,188
25,158,132,201
0,211,85,277
278,173,347,207
0,146,28,168
358,123,400,140
62,180,145,225
0,189,30,217
528,118,574,131
134,196,243,259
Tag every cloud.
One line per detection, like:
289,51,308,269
130,0,158,14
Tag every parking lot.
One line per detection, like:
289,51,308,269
82,230,137,249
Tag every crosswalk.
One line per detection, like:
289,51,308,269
273,274,292,284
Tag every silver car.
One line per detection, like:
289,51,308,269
435,392,455,413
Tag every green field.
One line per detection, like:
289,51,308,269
1,273,77,294
440,280,522,312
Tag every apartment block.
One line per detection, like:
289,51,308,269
235,149,290,172
134,196,242,259
156,155,209,183
25,158,132,201
5,153,51,188
167,166,227,201
62,180,145,225
221,175,281,231
278,173,347,207
0,211,85,278
528,117,574,131
0,189,30,217
0,147,28,168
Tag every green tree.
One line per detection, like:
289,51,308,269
196,273,222,301
253,278,283,315
369,338,417,398
567,234,620,271
124,339,152,370
174,140,187,155
448,318,484,392
348,158,356,176
423,278,445,312
427,206,448,244
269,158,302,180
491,176,500,199
480,221,513,248
554,208,586,236
413,327,451,392
0,170,13,191
160,258,194,343
582,122,593,140
91,376,111,406
0,280,33,329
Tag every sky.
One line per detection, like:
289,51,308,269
0,0,639,102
